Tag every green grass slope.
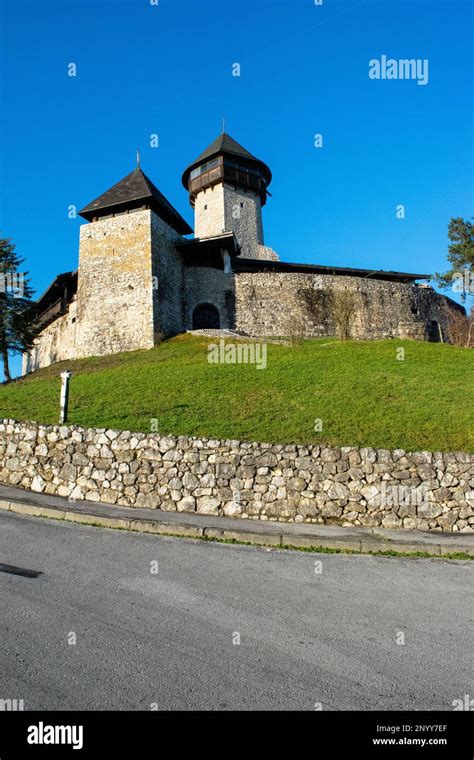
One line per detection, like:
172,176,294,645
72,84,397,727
1,335,472,452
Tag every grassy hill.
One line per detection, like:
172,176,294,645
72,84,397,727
0,335,472,452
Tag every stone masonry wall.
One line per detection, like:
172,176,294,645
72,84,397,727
183,268,235,330
194,183,265,259
151,212,186,337
234,272,461,341
23,298,77,374
75,210,155,357
1,420,472,533
194,184,225,239
222,185,264,259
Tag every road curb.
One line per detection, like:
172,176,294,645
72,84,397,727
1,496,472,558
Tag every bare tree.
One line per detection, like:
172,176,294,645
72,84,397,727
447,306,474,348
328,289,357,341
285,312,307,345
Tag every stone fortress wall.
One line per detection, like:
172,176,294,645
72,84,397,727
233,272,457,341
22,299,77,375
1,420,472,533
25,256,460,374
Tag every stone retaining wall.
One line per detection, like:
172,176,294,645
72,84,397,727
0,420,472,533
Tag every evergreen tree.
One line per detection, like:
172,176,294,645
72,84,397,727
0,237,37,382
436,217,474,300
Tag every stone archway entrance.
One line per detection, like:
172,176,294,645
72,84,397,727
192,303,220,330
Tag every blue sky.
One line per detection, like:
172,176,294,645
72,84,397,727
0,0,472,378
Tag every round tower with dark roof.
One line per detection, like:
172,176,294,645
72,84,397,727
182,133,278,261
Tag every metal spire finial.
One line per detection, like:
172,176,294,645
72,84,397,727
136,147,140,168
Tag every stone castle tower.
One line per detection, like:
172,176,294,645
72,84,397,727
182,133,278,261
75,165,192,358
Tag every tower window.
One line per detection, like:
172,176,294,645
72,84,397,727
240,202,244,208
204,204,208,210
224,158,261,177
190,158,220,180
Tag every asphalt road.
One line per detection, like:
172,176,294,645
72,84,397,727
0,511,472,711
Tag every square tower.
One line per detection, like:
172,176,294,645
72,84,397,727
75,166,192,358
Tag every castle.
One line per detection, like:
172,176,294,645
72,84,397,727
23,132,463,373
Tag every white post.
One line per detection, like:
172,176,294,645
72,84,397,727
59,370,72,424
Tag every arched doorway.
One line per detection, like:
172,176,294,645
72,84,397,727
192,303,220,330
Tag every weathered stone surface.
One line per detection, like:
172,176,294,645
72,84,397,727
321,503,343,518
223,501,243,517
418,502,443,519
197,497,220,515
216,463,236,479
255,453,278,468
59,463,76,481
177,496,196,513
397,502,417,518
72,452,89,467
360,485,379,504
381,514,402,528
327,482,349,500
31,475,46,493
182,472,199,491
